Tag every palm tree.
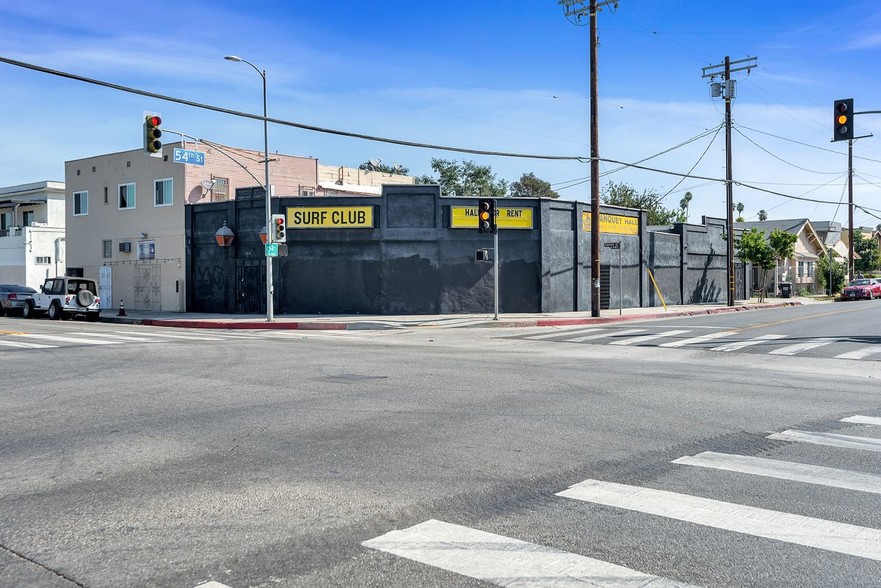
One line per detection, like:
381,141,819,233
736,202,745,222
679,192,693,222
758,209,768,221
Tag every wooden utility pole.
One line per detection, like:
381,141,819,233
702,56,757,306
559,0,619,317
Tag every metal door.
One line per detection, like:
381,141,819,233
237,262,266,314
600,265,611,310
134,264,161,310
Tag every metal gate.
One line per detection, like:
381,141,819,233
237,262,266,314
599,265,611,310
134,264,161,310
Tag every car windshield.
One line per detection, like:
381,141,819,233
849,279,871,286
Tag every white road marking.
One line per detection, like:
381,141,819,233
558,478,881,561
110,330,228,341
70,332,164,342
711,333,787,352
609,329,690,346
571,328,645,343
658,330,739,348
836,347,881,360
0,339,57,349
524,327,607,340
767,429,881,452
768,338,834,356
842,415,881,426
18,333,121,345
363,519,696,587
673,451,881,495
193,582,233,588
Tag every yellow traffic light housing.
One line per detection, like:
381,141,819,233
144,114,163,156
833,99,854,142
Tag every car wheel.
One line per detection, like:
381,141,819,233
48,301,62,320
22,301,35,319
0,305,5,318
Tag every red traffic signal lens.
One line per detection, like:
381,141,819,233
145,115,161,127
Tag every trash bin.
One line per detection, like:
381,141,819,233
779,282,792,298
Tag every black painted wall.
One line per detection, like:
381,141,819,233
185,185,741,315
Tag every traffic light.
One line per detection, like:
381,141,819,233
477,198,496,234
271,213,286,242
833,99,854,142
144,114,162,156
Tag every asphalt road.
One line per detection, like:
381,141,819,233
1,301,881,587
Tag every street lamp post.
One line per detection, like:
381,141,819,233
225,55,274,321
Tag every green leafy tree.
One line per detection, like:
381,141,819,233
679,192,693,222
736,228,776,301
510,172,559,199
359,160,409,175
769,228,798,288
817,251,847,296
418,159,508,197
853,229,880,272
602,181,681,225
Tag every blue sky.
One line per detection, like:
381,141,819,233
2,0,881,228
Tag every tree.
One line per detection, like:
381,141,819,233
817,251,847,296
853,229,880,272
758,209,768,221
602,181,681,225
510,172,559,199
418,159,508,197
736,228,776,301
735,202,745,223
768,228,798,292
679,192,693,222
358,159,409,175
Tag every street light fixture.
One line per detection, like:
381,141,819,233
225,55,274,321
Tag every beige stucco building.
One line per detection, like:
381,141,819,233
64,142,414,311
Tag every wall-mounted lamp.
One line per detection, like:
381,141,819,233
259,225,268,245
215,221,235,247
138,232,148,239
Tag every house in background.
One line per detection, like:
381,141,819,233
734,218,827,294
64,142,414,312
0,181,67,289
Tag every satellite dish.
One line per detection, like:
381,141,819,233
368,159,381,169
392,163,403,173
201,179,217,190
187,186,204,204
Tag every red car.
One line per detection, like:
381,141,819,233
841,278,881,300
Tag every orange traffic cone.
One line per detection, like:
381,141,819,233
118,299,126,317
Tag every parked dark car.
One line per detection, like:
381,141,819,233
841,278,881,301
0,284,37,316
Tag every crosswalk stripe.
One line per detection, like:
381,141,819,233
0,339,57,349
609,329,690,346
557,478,881,561
767,429,881,452
110,330,228,341
711,333,787,352
658,330,738,348
673,451,881,495
19,333,121,345
768,338,834,356
70,332,163,342
571,328,644,343
841,415,881,426
193,582,233,588
525,327,607,340
835,347,881,360
363,519,696,587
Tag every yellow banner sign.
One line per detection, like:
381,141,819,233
582,212,639,235
286,206,374,229
450,206,534,230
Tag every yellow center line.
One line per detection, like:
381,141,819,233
731,306,869,334
0,330,28,335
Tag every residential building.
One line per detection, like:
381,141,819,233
64,142,414,311
734,218,827,294
0,181,67,289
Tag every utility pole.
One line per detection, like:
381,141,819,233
702,56,757,306
559,0,619,317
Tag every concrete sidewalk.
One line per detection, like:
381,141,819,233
98,296,826,330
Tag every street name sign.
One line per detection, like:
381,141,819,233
173,148,206,166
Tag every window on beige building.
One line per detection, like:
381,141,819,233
212,177,228,202
119,183,136,209
74,191,88,216
155,178,173,206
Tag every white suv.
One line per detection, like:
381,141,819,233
23,277,101,321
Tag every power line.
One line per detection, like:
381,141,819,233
732,126,842,175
